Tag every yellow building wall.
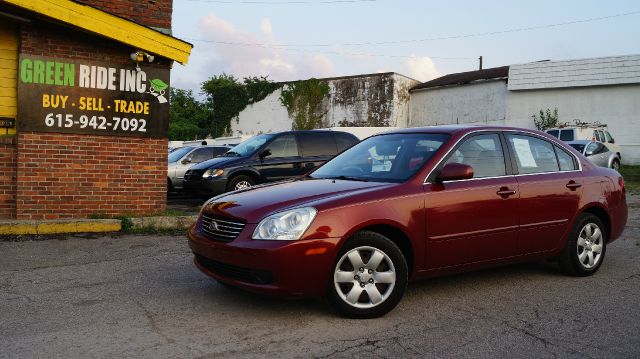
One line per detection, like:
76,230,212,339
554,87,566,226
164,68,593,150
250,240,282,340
0,22,18,135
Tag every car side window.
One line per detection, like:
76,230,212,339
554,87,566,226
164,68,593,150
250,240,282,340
298,132,337,157
445,134,506,178
604,131,614,143
594,131,603,142
586,142,608,155
264,134,299,158
547,129,559,138
507,134,559,174
554,146,577,171
212,147,228,157
559,130,574,141
191,148,214,163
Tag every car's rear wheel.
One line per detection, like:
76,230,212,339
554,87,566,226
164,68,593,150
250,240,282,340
227,175,255,192
327,231,408,318
611,159,620,171
559,213,607,276
167,178,174,192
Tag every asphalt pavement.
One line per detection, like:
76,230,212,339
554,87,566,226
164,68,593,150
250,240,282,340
1,203,639,358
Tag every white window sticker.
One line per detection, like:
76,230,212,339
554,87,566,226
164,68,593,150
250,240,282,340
512,138,538,168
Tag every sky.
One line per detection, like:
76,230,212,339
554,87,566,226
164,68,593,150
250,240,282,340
170,0,640,97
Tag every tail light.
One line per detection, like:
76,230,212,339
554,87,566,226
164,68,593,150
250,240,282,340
619,176,625,193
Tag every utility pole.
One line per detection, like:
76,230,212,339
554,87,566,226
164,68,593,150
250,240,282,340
479,56,483,70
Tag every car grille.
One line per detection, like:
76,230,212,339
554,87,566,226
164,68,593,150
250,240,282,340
194,254,274,285
184,169,205,181
199,213,245,243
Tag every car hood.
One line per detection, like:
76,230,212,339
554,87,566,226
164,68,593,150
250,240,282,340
188,156,245,170
201,178,394,223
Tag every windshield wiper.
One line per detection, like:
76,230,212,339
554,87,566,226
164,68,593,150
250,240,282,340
323,175,369,182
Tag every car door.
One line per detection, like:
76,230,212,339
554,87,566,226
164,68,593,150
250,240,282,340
424,133,519,269
297,132,338,174
255,133,303,182
505,133,583,254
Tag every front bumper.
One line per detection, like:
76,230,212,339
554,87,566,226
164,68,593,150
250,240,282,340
183,177,228,196
188,219,341,298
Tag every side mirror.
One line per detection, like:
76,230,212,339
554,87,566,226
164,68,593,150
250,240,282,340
437,163,474,182
610,138,615,144
181,158,192,165
585,149,594,157
259,149,272,160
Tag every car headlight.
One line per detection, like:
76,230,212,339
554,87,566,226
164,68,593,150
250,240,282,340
252,207,317,240
202,169,224,178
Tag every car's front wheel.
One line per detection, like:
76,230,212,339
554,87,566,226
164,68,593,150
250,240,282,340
559,213,607,276
327,231,408,318
226,175,255,192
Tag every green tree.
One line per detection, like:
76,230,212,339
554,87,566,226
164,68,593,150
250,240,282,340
168,88,210,140
533,107,559,131
279,78,330,130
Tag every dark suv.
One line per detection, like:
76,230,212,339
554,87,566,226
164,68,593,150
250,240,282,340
183,130,359,196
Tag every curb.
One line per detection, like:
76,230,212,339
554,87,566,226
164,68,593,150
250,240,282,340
130,215,198,230
0,219,121,235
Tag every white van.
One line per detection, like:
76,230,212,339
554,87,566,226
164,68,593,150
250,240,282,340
546,125,621,160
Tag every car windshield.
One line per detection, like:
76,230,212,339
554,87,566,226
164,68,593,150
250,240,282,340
568,143,586,153
310,133,450,183
222,134,273,157
168,146,194,163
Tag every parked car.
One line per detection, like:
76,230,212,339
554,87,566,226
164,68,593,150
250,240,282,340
188,126,627,318
182,130,359,196
168,145,231,191
546,125,621,160
566,140,621,171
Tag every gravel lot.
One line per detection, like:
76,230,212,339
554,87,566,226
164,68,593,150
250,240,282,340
1,196,638,358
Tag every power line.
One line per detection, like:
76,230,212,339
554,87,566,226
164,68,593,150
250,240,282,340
178,0,376,4
182,37,476,60
182,10,640,48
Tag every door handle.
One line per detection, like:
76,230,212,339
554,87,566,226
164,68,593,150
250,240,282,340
496,187,516,197
566,181,582,190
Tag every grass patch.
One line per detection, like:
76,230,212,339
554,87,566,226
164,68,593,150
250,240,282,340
620,165,640,194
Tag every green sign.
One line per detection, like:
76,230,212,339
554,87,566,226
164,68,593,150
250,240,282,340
17,55,170,138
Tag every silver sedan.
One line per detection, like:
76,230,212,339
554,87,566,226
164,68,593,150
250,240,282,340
567,140,620,171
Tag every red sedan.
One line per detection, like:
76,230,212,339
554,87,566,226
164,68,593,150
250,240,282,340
188,126,628,318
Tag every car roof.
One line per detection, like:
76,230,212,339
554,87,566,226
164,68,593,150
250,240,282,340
382,125,548,136
267,130,356,136
565,140,593,144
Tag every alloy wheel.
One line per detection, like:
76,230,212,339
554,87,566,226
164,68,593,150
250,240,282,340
234,181,252,190
333,246,396,309
576,223,604,269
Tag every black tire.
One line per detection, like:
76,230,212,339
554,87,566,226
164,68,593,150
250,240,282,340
611,159,620,171
327,231,408,319
559,213,607,276
226,175,255,192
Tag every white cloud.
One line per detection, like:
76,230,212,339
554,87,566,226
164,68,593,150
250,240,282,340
404,56,441,82
197,13,334,81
